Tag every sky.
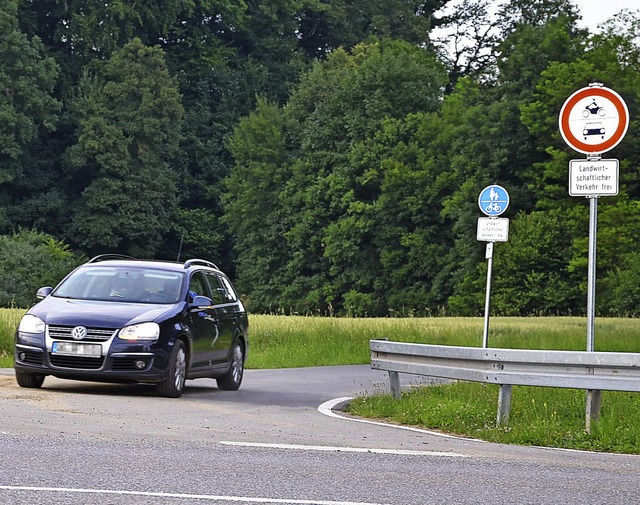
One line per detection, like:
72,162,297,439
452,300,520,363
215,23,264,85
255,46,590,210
573,0,640,32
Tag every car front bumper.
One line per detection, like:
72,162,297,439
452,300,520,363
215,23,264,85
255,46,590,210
14,331,171,383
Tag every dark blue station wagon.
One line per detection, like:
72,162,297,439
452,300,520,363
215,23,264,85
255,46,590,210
14,256,248,397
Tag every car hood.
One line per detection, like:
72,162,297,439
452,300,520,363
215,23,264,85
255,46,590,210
29,296,183,328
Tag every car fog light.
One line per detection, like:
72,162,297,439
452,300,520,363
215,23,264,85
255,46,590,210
135,360,146,369
19,352,26,361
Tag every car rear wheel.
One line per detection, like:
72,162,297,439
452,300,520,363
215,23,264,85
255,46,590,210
156,340,187,398
15,371,45,388
216,341,244,391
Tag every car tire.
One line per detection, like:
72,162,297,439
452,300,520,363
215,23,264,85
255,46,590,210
216,340,244,391
15,371,45,388
156,340,187,398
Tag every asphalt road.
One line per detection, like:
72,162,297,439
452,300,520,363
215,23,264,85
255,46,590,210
0,366,638,505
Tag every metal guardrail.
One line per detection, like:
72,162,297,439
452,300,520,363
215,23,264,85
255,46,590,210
370,339,640,430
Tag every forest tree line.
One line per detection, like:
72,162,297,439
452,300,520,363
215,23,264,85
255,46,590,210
2,0,640,315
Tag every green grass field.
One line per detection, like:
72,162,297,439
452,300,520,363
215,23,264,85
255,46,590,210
247,314,640,367
3,312,640,453
0,308,23,367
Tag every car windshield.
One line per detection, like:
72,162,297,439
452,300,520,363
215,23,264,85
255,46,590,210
53,267,184,304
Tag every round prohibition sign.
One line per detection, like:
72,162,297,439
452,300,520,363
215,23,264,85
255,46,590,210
559,86,629,155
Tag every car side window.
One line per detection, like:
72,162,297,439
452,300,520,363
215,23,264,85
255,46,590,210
204,272,228,305
188,272,210,302
219,276,238,302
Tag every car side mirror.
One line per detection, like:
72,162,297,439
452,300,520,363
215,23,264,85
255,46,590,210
36,287,53,300
190,295,213,308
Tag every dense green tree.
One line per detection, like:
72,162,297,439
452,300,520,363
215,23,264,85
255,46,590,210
225,40,448,313
18,0,192,59
491,209,583,315
296,41,447,314
0,0,61,231
518,16,640,317
159,1,298,264
439,12,587,311
222,7,640,316
66,38,183,257
495,0,583,36
295,0,449,58
15,0,305,264
333,112,456,315
224,99,291,305
0,0,638,316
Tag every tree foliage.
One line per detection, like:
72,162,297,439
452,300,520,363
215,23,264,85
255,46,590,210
0,0,61,229
0,0,639,314
66,38,183,257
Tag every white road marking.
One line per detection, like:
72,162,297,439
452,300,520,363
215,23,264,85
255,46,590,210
220,440,466,458
0,486,389,505
318,397,477,441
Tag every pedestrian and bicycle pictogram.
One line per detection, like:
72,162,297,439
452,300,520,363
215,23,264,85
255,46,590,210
478,185,509,217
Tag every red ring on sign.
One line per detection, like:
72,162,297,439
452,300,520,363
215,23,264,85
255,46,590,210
559,87,629,155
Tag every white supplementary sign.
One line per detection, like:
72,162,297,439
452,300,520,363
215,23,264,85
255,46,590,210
569,159,619,196
477,217,509,242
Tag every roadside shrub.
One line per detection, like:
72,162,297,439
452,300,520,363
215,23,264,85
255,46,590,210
600,252,640,316
342,290,385,317
0,229,85,308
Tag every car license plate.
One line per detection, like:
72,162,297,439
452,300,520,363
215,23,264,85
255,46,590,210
52,341,102,357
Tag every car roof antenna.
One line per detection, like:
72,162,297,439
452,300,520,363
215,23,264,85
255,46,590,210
176,233,184,262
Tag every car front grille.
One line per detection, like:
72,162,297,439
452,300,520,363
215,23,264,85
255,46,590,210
49,354,105,369
48,325,117,342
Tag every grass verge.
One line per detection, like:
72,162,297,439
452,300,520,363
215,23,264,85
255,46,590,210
346,382,640,454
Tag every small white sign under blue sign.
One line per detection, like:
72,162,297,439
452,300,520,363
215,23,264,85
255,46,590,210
478,185,509,217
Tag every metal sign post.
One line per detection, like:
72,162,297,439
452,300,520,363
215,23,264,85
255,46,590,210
477,185,510,348
483,243,494,349
559,82,628,432
586,193,598,352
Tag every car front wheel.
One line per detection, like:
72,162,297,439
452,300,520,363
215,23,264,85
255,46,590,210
15,371,45,388
216,341,244,391
156,340,187,398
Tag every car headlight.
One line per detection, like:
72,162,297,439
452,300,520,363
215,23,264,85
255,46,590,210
18,314,46,334
119,322,160,341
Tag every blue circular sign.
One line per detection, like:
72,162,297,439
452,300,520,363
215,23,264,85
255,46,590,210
478,185,509,217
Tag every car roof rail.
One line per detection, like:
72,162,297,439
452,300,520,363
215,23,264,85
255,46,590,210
184,258,219,270
86,254,136,264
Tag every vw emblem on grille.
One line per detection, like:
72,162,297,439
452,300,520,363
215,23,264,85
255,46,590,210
71,326,87,340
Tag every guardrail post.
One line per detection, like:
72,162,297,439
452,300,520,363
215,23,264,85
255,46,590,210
585,390,601,433
497,384,512,426
389,371,401,399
